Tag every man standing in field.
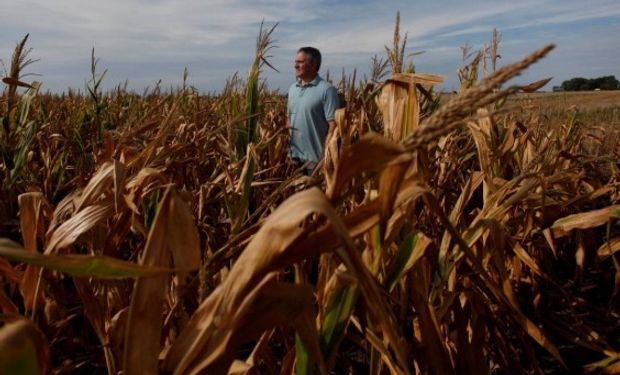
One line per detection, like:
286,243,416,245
288,47,339,175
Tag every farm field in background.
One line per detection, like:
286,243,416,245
511,90,620,110
443,90,620,113
1,23,620,375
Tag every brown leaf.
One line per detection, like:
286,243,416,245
2,76,33,88
511,241,545,278
376,79,416,140
45,199,115,253
424,188,567,368
123,167,167,215
326,133,411,200
174,279,318,374
164,189,325,372
519,77,553,93
439,171,484,261
551,204,620,238
166,187,410,374
0,288,19,314
378,159,410,239
76,161,125,211
166,189,201,272
123,184,200,374
375,73,443,141
74,277,116,374
410,258,455,374
113,160,127,213
18,192,44,252
597,237,620,259
467,109,497,202
0,257,21,283
228,360,254,375
387,73,445,86
18,192,45,310
124,186,174,375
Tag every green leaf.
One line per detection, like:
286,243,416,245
17,82,40,127
0,239,179,279
318,276,358,372
384,231,431,292
0,318,48,375
0,126,12,171
9,120,39,187
295,334,313,375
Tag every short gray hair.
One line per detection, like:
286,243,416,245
297,47,322,71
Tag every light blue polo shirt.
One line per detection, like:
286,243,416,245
287,76,339,163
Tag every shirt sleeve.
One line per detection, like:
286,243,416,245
323,86,339,122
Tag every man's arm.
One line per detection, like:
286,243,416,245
323,88,339,150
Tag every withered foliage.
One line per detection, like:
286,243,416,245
1,23,620,375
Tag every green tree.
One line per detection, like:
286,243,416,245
560,75,619,91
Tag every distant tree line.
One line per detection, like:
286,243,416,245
553,76,620,91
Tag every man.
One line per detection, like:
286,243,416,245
288,47,339,175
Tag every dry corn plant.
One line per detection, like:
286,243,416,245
1,19,620,375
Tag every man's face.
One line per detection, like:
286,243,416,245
294,52,317,81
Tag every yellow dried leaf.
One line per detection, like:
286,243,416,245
551,205,620,238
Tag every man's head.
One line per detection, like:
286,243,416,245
295,47,321,83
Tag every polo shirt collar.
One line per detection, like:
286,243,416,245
296,75,322,87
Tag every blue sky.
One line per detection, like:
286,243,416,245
1,0,619,93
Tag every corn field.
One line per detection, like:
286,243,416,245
1,21,620,375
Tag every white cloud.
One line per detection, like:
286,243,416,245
1,0,618,92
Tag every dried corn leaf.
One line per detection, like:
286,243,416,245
167,187,409,374
228,360,254,375
410,258,454,374
467,109,496,201
123,167,167,215
439,171,484,261
75,160,125,211
74,277,116,374
176,278,321,374
18,192,45,310
327,133,411,199
551,204,620,238
164,189,326,372
389,73,444,86
166,189,201,271
2,76,34,88
18,192,44,252
597,237,620,258
0,258,21,284
124,185,200,375
376,78,416,140
519,77,553,93
45,200,115,253
0,288,19,314
424,190,567,367
378,159,410,239
376,73,443,141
